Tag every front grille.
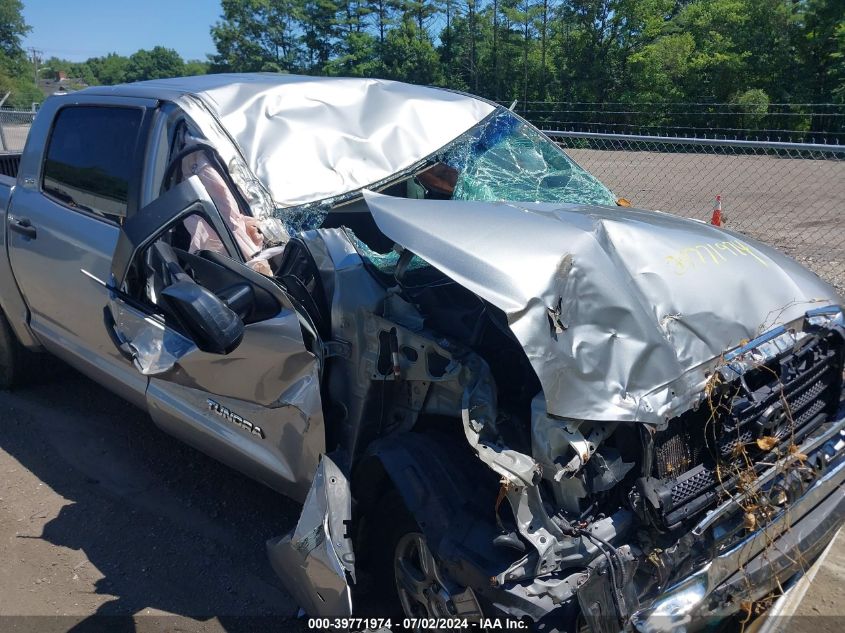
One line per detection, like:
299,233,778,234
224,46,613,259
655,419,704,479
646,330,844,528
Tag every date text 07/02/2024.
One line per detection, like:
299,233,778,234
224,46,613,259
307,618,529,629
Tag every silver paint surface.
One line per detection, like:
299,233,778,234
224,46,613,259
364,191,841,423
109,298,194,375
121,74,494,208
3,96,157,407
4,78,839,624
267,455,353,617
121,310,325,502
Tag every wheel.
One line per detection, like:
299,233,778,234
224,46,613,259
367,491,483,628
0,310,22,389
394,531,457,619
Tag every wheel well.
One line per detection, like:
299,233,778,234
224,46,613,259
350,430,505,570
350,431,553,623
351,455,404,564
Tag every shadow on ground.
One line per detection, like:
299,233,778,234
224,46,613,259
0,356,310,633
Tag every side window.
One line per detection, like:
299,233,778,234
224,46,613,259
42,106,143,221
129,210,235,311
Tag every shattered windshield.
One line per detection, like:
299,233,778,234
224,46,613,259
438,109,616,205
274,108,616,238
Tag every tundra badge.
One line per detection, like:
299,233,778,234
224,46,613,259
207,399,265,438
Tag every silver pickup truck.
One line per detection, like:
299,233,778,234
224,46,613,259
0,74,842,632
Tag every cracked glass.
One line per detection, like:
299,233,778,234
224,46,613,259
441,110,617,206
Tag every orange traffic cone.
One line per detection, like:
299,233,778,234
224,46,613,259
710,195,723,226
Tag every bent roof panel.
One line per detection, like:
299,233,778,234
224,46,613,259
88,73,495,208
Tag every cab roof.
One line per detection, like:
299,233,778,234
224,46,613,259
82,73,496,207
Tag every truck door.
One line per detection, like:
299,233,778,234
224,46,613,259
102,176,325,501
6,99,155,406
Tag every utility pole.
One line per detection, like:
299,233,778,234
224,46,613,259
28,47,43,88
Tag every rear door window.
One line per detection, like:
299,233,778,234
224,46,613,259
42,106,144,221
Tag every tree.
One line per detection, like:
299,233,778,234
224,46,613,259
367,0,396,71
325,30,380,75
0,0,28,65
439,0,455,77
444,0,482,92
731,88,769,129
125,47,185,82
88,53,131,85
183,59,211,76
502,0,540,106
536,0,552,101
797,0,845,104
628,31,695,102
301,0,342,71
382,16,442,84
211,0,302,72
200,0,845,140
0,0,30,106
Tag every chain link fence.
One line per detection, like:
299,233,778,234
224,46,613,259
0,109,36,152
0,107,841,294
513,102,845,144
547,130,845,296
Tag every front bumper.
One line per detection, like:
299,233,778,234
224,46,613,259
631,409,845,633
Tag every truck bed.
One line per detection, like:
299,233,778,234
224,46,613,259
0,152,21,181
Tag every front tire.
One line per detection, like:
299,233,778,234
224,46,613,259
367,491,483,628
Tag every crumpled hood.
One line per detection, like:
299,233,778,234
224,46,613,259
364,191,841,424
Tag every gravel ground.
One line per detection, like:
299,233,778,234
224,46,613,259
566,148,845,297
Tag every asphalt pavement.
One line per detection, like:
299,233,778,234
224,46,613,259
0,356,843,632
0,356,307,632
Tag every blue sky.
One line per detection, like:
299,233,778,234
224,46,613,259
22,0,221,62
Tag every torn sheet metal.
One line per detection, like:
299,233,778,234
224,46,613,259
174,94,278,220
108,298,195,375
140,74,493,208
531,394,612,480
461,357,539,487
364,191,841,424
170,316,320,407
267,455,354,617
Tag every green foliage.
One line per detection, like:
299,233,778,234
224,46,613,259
0,73,40,107
325,31,380,76
797,0,845,104
36,48,188,98
382,17,442,84
201,0,829,113
210,0,309,72
183,60,211,76
125,47,185,82
0,0,28,63
197,0,843,128
0,0,30,105
86,53,131,85
731,89,769,129
0,0,839,137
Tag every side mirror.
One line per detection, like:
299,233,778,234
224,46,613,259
160,281,244,355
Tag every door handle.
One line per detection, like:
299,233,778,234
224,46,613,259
9,216,36,239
